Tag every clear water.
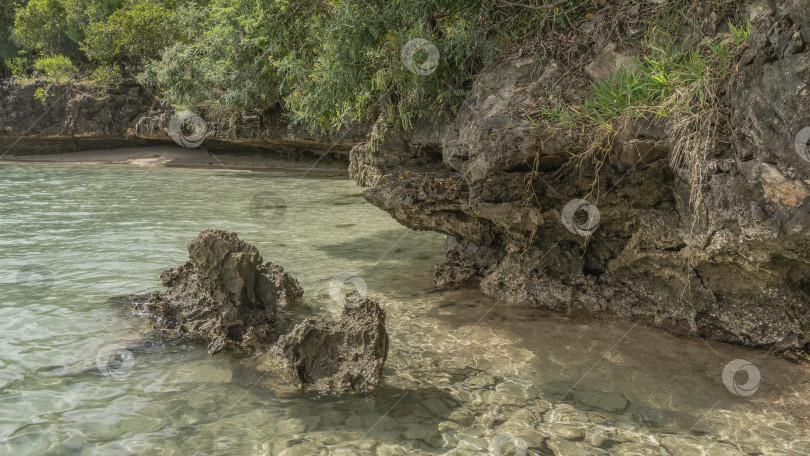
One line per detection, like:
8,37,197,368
1,161,808,456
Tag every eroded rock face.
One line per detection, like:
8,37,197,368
443,56,555,183
355,1,810,353
267,292,389,392
129,231,390,391
0,81,366,159
138,230,303,354
348,116,444,187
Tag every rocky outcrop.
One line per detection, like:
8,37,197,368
131,230,390,391
442,56,556,183
0,80,366,162
0,80,161,155
137,230,303,354
348,117,444,187
355,1,810,354
132,107,367,164
264,292,389,392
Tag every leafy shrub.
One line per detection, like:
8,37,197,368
34,86,50,104
140,0,280,114
33,54,77,82
81,0,175,69
12,0,126,60
10,0,596,141
276,0,489,135
143,0,582,137
13,0,78,58
1,1,22,76
91,63,122,86
4,56,31,79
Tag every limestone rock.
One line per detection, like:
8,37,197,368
356,1,810,353
0,81,367,158
442,56,556,183
137,229,303,354
433,262,476,289
268,292,389,392
585,43,637,81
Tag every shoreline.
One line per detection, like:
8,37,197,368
0,146,348,174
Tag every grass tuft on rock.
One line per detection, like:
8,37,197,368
528,1,750,216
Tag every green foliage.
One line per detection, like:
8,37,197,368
14,0,77,58
91,63,122,85
34,86,49,104
729,19,751,46
82,0,175,69
144,0,593,136
12,0,127,62
4,56,32,79
534,24,747,129
32,54,77,82
140,0,281,113
8,0,597,138
1,1,23,76
529,10,752,216
277,0,494,135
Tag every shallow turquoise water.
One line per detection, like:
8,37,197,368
1,161,809,456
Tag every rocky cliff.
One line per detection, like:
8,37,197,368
352,0,810,355
0,80,366,163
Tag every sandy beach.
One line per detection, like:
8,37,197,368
0,146,347,174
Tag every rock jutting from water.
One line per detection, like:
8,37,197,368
259,291,389,393
136,229,303,354
133,230,390,392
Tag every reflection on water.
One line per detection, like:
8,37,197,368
0,161,808,455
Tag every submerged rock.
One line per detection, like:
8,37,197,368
137,229,303,354
264,291,389,392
